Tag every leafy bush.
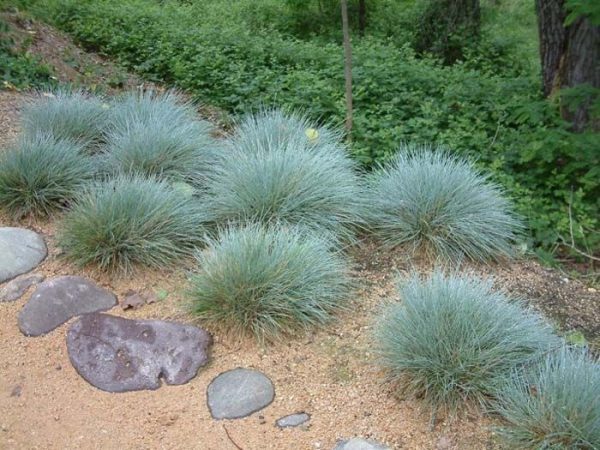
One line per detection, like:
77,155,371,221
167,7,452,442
188,223,352,341
0,133,94,218
374,271,558,415
229,108,342,154
366,146,522,262
18,0,600,255
207,127,366,243
58,175,206,273
494,346,600,449
21,89,109,150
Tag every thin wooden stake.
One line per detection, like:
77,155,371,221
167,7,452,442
341,0,353,138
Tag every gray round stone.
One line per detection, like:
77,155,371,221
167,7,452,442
207,368,275,419
67,313,212,392
0,227,47,283
333,438,390,450
18,276,117,336
276,412,310,428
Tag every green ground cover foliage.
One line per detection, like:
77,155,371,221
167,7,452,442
0,16,55,90
6,0,600,254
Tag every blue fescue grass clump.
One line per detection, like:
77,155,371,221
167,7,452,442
229,108,343,153
107,90,198,134
188,224,353,342
367,145,522,262
494,346,600,449
374,271,559,415
21,89,109,150
58,175,207,273
206,134,366,243
0,133,94,218
102,90,217,188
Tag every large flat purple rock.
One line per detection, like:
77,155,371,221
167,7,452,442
67,313,212,392
18,276,117,336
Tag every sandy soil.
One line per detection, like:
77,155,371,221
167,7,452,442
1,20,599,449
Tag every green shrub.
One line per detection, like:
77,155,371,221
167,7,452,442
207,129,366,243
494,346,600,449
374,271,559,415
229,108,342,154
58,175,206,273
0,133,94,218
18,0,600,255
188,223,352,341
366,146,522,262
21,89,109,150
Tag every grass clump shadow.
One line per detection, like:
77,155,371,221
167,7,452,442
21,89,110,151
374,270,559,419
367,144,522,263
188,223,353,343
58,175,207,273
102,89,217,188
0,133,94,218
493,346,600,449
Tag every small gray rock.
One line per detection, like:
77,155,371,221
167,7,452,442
334,438,390,450
207,368,275,419
0,227,47,283
0,273,45,302
67,313,212,392
276,412,310,428
18,276,117,336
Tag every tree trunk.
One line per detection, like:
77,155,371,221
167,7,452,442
536,0,600,131
414,0,481,64
358,0,366,36
341,0,353,136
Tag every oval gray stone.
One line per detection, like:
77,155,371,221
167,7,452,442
67,313,212,392
0,273,45,302
0,227,47,283
276,412,310,428
18,276,117,336
334,438,390,450
207,368,275,419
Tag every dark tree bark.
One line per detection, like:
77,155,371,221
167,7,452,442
414,0,481,64
358,0,366,36
536,0,600,131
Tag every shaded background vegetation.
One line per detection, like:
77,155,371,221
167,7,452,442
1,0,599,262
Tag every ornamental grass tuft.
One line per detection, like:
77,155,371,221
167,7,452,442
188,224,353,342
58,175,207,273
21,89,109,150
494,346,600,449
0,133,94,218
206,132,366,243
367,145,522,262
374,271,558,416
228,108,343,153
102,89,217,188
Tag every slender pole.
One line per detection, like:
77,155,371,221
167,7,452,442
341,0,353,138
